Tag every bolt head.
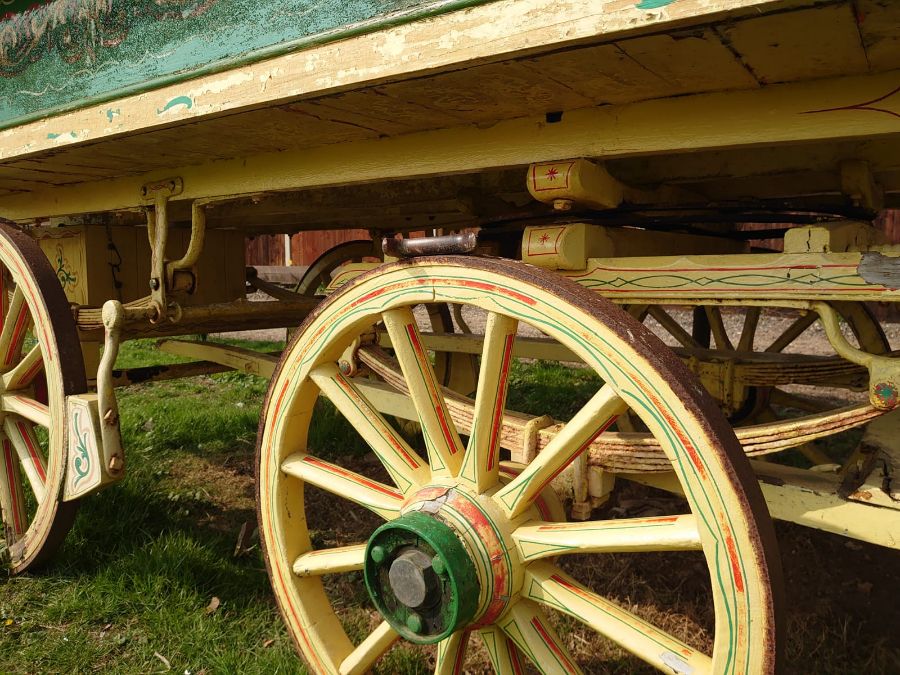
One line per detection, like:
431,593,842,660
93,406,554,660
431,555,445,576
406,613,423,633
370,545,387,564
149,278,161,291
338,360,352,375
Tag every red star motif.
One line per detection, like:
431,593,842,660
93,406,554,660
545,167,559,181
539,233,551,244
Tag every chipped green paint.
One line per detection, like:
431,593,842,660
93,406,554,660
636,0,678,8
157,96,193,115
0,0,494,130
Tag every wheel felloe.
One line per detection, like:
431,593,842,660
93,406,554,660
364,511,479,644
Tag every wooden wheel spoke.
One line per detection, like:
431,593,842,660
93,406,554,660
0,436,27,538
435,630,470,675
1,394,51,428
2,344,43,391
0,288,29,368
766,312,817,353
494,384,625,518
647,306,700,349
292,543,367,577
382,307,464,477
524,563,712,674
460,312,518,492
705,306,734,351
738,307,761,352
338,620,399,675
281,453,404,520
512,514,701,562
499,599,583,675
3,417,47,504
479,626,526,675
310,363,429,494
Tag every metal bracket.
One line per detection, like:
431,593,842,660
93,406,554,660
141,177,184,321
812,302,900,410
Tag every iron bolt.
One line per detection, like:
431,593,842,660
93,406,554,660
431,555,446,576
338,360,352,375
406,612,423,633
370,545,387,564
149,278,161,291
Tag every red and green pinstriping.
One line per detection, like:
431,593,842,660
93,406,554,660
15,419,46,483
1,438,25,535
487,332,516,473
403,321,461,462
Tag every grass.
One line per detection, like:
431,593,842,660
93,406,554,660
1,342,899,673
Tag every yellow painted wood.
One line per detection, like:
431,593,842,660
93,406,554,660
281,452,404,521
0,437,27,539
494,384,625,519
499,599,582,675
338,621,399,675
559,251,900,302
526,159,623,210
512,514,702,562
3,417,47,505
31,225,247,307
1,343,42,391
434,630,470,675
2,67,899,221
479,625,526,674
292,544,367,577
382,307,464,477
158,340,278,378
459,313,518,493
2,395,51,428
721,3,868,83
0,0,789,164
524,562,713,674
310,363,429,494
783,221,885,254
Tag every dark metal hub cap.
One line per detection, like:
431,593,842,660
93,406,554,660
364,511,480,644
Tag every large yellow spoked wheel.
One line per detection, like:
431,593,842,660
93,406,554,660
0,222,87,573
257,257,783,674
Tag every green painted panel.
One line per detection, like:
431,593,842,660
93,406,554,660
0,0,490,129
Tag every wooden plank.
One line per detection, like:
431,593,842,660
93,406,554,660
615,29,759,94
857,0,900,71
721,4,869,83
0,0,795,163
379,61,594,123
2,67,899,220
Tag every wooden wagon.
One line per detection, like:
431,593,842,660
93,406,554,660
1,0,898,672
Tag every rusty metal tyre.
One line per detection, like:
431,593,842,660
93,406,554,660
0,222,87,573
257,257,784,674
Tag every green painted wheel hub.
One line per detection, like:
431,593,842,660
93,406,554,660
364,511,480,644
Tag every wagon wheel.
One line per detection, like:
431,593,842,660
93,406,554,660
0,222,87,573
258,257,783,674
294,239,378,297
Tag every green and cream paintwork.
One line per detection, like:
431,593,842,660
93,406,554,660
256,258,781,674
0,0,492,129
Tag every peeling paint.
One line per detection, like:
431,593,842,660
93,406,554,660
157,96,193,115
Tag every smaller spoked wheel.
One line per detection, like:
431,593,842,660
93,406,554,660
0,223,86,573
258,257,783,674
